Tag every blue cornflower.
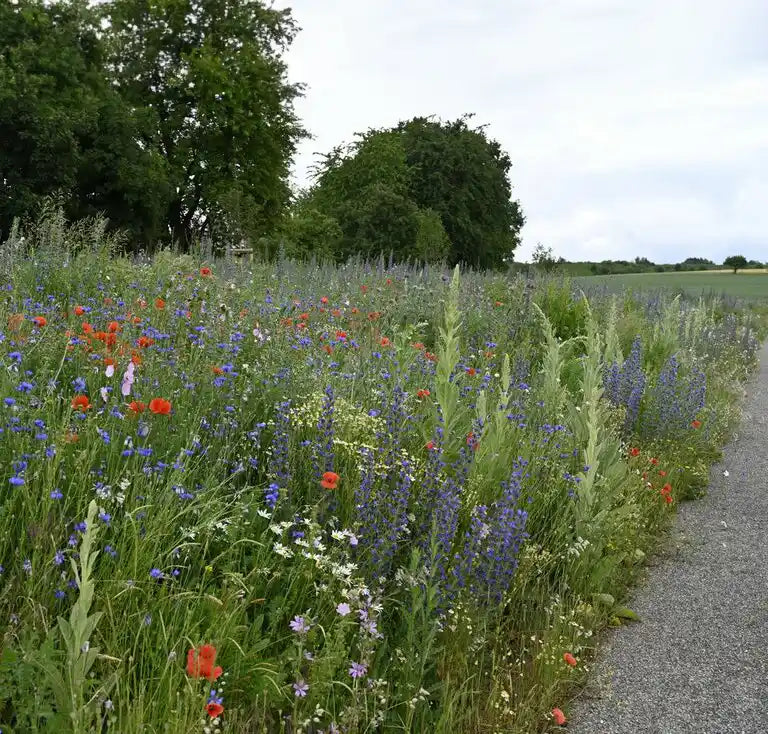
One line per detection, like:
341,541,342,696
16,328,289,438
149,568,163,579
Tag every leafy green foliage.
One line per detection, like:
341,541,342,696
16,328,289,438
280,207,343,261
104,0,307,249
306,116,525,267
397,116,524,268
1,0,306,251
723,254,748,273
0,0,162,244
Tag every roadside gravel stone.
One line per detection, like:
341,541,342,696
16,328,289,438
570,342,768,734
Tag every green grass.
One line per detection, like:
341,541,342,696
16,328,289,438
0,215,765,733
574,270,768,300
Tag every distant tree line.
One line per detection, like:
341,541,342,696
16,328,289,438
1,1,525,266
535,255,764,276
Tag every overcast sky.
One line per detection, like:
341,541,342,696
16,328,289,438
277,0,768,263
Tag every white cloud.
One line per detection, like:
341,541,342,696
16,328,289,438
278,0,768,262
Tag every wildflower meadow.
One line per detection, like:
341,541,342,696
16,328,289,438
0,217,763,733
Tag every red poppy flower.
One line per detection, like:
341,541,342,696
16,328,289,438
32,316,47,328
411,342,424,350
323,345,333,355
425,351,437,362
200,267,212,277
206,702,224,718
108,321,121,333
128,401,146,414
149,398,171,415
629,447,640,457
360,285,368,293
335,330,347,340
82,322,94,334
466,367,476,377
650,457,659,466
154,298,165,310
659,470,667,477
563,652,577,667
552,708,567,726
417,389,430,399
691,419,702,429
299,312,309,321
425,441,436,451
71,395,91,412
320,471,339,490
320,296,329,304
494,301,503,307
137,336,154,348
131,353,142,366
74,305,85,316
380,337,391,347
187,644,223,681
331,309,342,318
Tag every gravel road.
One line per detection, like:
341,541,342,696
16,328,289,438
569,342,768,734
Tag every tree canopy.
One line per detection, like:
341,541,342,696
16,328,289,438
1,0,306,250
723,255,748,273
303,116,525,268
2,5,527,264
0,0,161,241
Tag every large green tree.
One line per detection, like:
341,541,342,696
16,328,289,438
104,0,307,248
723,255,747,273
0,0,164,243
305,115,524,267
397,116,524,268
